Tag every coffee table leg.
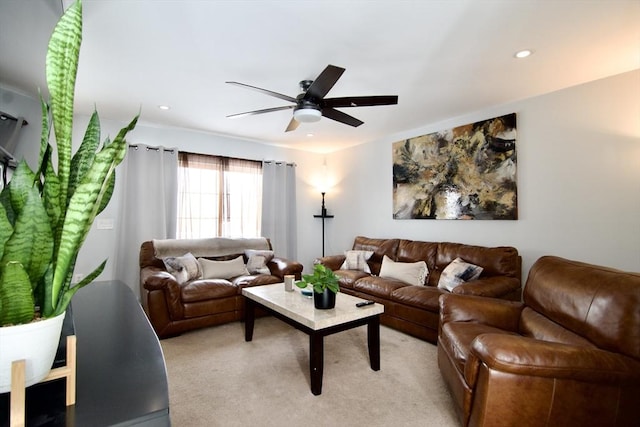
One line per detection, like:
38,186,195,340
309,333,324,395
367,315,380,371
245,298,255,342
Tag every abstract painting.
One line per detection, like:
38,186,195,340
393,113,517,220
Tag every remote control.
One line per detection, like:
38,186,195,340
356,300,374,307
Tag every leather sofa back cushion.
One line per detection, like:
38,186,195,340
353,236,400,275
525,256,640,359
396,240,437,267
436,242,520,278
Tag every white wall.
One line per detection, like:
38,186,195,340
317,70,640,280
0,85,42,169
4,69,639,292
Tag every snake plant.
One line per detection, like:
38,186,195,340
0,0,138,326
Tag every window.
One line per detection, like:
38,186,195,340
177,152,262,238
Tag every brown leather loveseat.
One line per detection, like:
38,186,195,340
316,236,521,343
140,237,303,338
438,256,640,426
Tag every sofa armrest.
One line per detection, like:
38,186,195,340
140,267,184,319
268,257,304,280
452,276,521,299
439,293,523,332
467,333,640,386
314,255,345,271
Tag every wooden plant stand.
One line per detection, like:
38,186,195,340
9,335,77,427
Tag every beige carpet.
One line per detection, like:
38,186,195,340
161,316,459,427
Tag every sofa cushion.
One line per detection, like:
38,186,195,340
397,239,438,266
436,242,519,278
181,279,237,302
335,269,370,290
379,255,428,286
438,257,483,291
519,307,596,348
390,285,443,312
354,275,409,298
198,256,249,280
440,321,519,375
234,274,282,288
340,250,374,273
245,249,274,275
163,252,202,285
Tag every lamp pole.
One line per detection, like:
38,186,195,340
313,192,334,257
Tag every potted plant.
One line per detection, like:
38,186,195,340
296,264,340,309
0,0,137,392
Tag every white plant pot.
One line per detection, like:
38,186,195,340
0,312,66,393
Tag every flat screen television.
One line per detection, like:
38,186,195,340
0,111,26,168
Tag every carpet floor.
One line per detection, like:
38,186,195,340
161,316,459,427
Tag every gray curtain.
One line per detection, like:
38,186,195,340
261,161,297,259
114,144,178,299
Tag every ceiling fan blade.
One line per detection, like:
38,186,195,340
323,95,398,108
226,81,297,103
227,105,294,119
285,117,300,132
304,65,345,101
321,107,364,127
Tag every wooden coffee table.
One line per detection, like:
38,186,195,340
242,283,384,395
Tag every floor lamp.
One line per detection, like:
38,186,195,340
313,192,333,256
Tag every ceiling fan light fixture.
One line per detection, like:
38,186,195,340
293,107,322,123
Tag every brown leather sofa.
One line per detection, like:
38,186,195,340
140,237,303,339
438,256,640,427
316,236,521,343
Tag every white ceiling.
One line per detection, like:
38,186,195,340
1,0,639,153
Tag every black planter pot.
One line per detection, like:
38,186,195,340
313,289,336,309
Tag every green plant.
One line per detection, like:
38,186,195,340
0,0,138,326
296,264,340,294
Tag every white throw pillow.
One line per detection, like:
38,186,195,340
340,250,374,273
163,252,202,285
379,255,428,286
198,256,249,280
245,249,274,275
437,257,484,292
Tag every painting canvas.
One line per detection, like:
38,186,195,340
393,113,517,220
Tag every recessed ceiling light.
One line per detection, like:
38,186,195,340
306,133,314,137
158,105,171,110
514,49,533,59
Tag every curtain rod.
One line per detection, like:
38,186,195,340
263,160,297,167
128,144,175,153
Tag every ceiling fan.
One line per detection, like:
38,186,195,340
226,64,398,132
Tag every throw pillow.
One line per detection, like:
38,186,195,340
378,255,428,286
198,256,250,280
163,252,202,285
340,250,374,273
437,257,484,292
245,249,275,275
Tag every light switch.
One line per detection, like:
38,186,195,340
97,218,114,230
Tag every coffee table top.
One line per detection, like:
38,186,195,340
242,283,384,330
